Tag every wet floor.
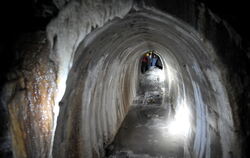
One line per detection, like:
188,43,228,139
106,104,184,158
106,68,184,158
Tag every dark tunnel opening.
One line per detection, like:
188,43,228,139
0,0,250,158
140,51,163,74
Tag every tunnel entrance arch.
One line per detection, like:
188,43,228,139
51,7,239,158
140,50,163,74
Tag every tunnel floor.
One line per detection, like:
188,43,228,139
106,105,184,158
106,68,184,158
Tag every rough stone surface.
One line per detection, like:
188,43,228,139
2,32,57,158
0,0,249,158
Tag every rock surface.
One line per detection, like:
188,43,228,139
1,0,249,158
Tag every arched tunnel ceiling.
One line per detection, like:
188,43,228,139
0,0,249,158
53,7,238,158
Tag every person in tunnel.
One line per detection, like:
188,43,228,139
155,58,163,69
141,51,163,73
147,52,152,69
152,52,163,69
141,54,148,73
151,53,158,67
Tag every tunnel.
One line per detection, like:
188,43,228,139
0,0,250,158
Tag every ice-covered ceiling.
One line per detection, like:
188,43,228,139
1,0,249,158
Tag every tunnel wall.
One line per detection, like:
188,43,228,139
1,0,249,157
2,0,135,157
1,32,58,158
147,1,249,156
52,7,239,157
52,29,139,157
49,0,244,156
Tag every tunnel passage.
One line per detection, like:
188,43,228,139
1,0,244,158
140,51,162,74
137,51,165,105
52,8,239,158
